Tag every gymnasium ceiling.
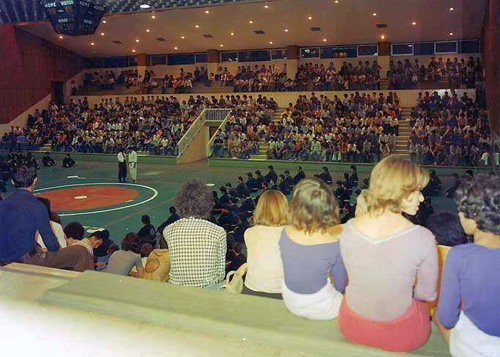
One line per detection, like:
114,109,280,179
6,0,487,57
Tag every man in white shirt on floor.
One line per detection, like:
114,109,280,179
128,147,138,183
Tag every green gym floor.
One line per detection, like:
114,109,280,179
4,159,462,245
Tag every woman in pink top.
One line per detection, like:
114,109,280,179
339,156,438,352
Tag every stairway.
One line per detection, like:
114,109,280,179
38,143,52,153
191,81,234,94
394,107,412,161
379,78,389,90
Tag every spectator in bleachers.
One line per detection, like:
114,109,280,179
163,180,226,288
243,190,289,299
280,178,347,320
35,197,68,250
338,156,437,352
0,166,93,271
435,174,500,355
105,233,145,278
409,90,491,166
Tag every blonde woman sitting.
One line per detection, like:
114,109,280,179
280,178,347,320
338,156,438,352
243,190,288,299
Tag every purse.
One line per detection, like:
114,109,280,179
225,263,248,294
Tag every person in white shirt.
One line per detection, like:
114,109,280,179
117,149,127,183
128,147,138,183
243,190,289,299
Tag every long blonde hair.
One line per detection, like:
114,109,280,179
254,190,289,227
366,156,429,217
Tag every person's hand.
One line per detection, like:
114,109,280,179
95,262,105,267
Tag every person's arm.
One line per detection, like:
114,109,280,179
129,255,145,278
436,250,461,329
217,228,227,282
330,245,348,293
414,231,439,301
35,204,59,252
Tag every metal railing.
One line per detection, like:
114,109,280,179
177,109,206,158
205,108,231,121
205,109,232,157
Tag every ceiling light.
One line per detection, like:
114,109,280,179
146,29,150,32
449,32,454,36
90,42,95,46
230,32,234,36
308,16,313,20
151,15,156,19
136,39,140,42
140,4,150,9
323,38,327,42
174,47,178,50
249,20,253,24
372,13,377,16
181,36,185,39
59,35,63,39
449,7,454,11
205,10,210,14
264,5,269,9
412,21,417,25
195,25,199,28
132,49,136,53
269,41,273,44
102,20,107,24
285,29,289,32
220,44,224,47
100,32,105,36
335,0,339,3
380,35,385,40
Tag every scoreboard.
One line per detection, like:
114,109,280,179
43,0,107,36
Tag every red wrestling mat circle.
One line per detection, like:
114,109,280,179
37,186,139,212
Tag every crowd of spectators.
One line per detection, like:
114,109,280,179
408,90,493,167
84,67,213,94
1,157,498,355
212,91,401,162
388,56,485,90
1,95,232,156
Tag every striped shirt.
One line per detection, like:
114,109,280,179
163,218,226,288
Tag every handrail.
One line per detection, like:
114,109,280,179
205,109,232,157
177,108,206,158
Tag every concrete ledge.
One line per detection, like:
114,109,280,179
30,151,178,165
38,271,450,356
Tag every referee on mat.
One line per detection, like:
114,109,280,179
117,148,127,183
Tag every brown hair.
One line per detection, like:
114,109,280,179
366,156,429,217
254,190,289,227
174,180,215,220
289,178,340,234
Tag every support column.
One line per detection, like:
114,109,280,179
136,53,147,78
286,45,299,80
207,49,220,77
377,41,391,78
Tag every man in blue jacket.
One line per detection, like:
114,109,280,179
0,166,93,271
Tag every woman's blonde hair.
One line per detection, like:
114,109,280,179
254,190,289,227
289,178,340,234
366,156,429,217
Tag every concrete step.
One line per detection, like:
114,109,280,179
249,154,268,161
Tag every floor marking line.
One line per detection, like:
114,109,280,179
34,183,158,217
105,197,173,228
